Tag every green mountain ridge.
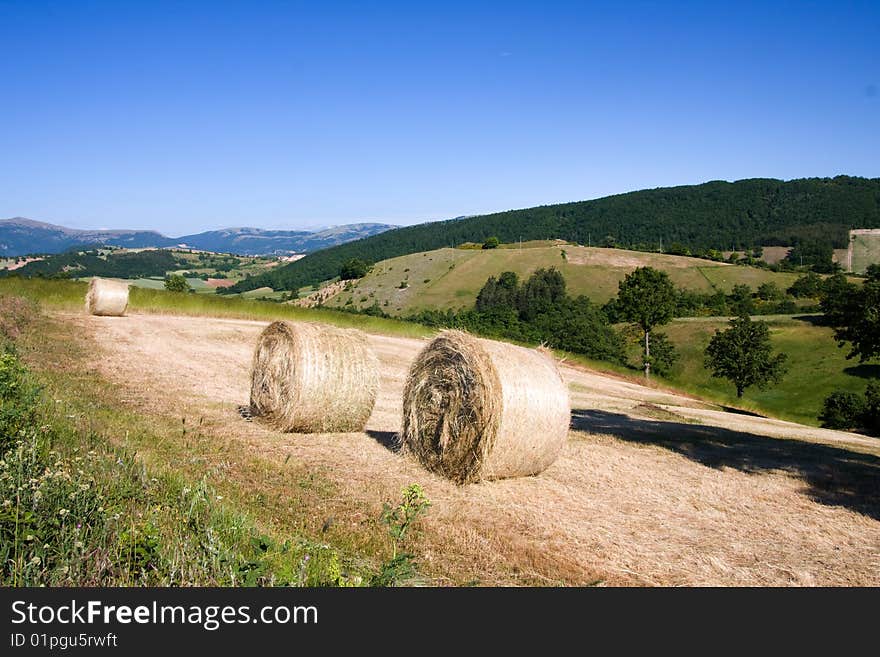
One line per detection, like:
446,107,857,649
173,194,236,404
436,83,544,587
227,176,880,294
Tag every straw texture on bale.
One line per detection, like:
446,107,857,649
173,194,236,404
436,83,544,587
85,278,130,316
250,321,379,433
402,330,570,484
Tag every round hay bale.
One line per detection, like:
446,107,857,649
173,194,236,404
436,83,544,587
402,330,570,484
250,321,379,433
85,278,130,316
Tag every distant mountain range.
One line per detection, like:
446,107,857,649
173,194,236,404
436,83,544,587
0,218,397,256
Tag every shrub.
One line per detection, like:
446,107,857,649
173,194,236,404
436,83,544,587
819,391,866,430
482,236,500,250
787,272,822,298
164,274,190,293
756,282,783,301
862,381,880,435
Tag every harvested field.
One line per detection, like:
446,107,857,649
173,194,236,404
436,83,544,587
205,278,236,288
59,311,880,586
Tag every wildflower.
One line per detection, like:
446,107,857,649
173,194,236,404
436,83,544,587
59,508,69,517
74,541,83,549
25,535,34,541
30,556,40,565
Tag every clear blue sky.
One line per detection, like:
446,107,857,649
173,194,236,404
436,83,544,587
1,1,877,235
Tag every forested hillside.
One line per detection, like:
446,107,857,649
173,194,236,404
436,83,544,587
227,176,880,293
0,248,186,279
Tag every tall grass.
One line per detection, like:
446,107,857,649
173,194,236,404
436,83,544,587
0,278,431,338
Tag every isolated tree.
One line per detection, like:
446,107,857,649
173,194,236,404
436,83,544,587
616,267,677,378
339,258,371,280
482,236,500,250
164,274,190,293
704,313,788,398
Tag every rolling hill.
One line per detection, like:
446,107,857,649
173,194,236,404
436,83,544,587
0,217,396,256
228,175,880,294
318,242,804,316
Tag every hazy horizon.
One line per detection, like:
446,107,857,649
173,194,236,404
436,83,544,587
5,173,879,235
1,1,877,234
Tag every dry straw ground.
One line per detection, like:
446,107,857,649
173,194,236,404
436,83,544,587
62,311,880,586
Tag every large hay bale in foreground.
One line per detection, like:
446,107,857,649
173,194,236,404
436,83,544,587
402,330,570,484
85,278,130,316
250,321,379,433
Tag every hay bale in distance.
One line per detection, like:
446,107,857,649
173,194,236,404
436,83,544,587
85,278,130,316
250,321,379,433
402,330,570,484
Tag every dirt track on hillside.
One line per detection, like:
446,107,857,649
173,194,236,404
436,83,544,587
65,312,880,586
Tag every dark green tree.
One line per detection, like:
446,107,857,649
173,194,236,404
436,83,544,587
824,271,880,362
339,258,371,280
475,271,519,312
615,267,677,378
756,282,783,301
728,284,754,315
704,313,788,398
481,236,500,250
531,296,625,364
819,391,866,430
516,268,566,321
787,272,823,298
645,331,678,377
785,240,836,273
164,274,190,293
818,273,857,326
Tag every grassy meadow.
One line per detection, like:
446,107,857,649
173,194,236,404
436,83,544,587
648,315,869,426
324,243,805,316
0,278,431,339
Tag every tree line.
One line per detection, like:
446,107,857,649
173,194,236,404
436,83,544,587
226,175,880,294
